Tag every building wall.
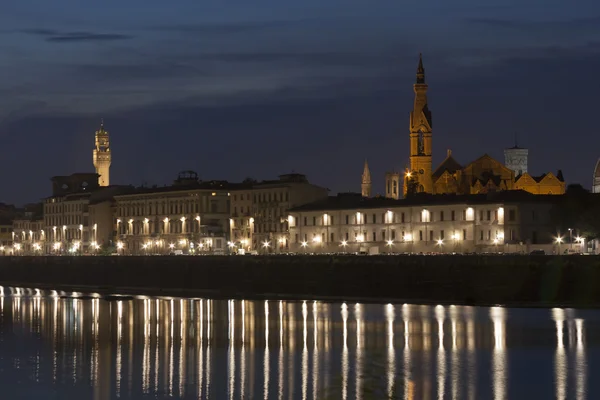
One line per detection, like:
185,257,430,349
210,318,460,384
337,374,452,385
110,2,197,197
288,201,554,254
12,219,45,254
114,188,230,255
89,201,115,249
229,189,254,251
514,173,566,195
43,196,90,254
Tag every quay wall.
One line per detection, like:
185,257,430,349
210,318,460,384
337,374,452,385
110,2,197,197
1,255,600,307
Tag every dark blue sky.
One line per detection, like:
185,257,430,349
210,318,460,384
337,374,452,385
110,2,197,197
1,0,600,204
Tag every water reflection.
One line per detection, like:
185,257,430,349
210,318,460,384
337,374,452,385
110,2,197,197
0,286,596,399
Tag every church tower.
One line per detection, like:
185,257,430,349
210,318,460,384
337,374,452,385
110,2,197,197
405,54,433,195
361,159,372,197
92,119,111,187
504,136,528,176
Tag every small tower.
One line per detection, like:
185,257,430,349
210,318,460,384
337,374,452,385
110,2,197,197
593,159,600,193
361,160,372,197
92,119,111,187
504,136,528,176
406,53,433,195
385,171,401,199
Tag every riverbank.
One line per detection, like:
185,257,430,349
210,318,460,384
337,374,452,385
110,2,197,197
1,255,600,307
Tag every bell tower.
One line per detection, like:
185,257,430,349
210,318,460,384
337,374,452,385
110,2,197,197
405,54,433,195
92,119,111,187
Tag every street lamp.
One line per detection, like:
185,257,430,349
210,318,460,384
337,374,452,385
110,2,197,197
386,240,394,253
301,241,308,253
340,240,348,254
555,236,563,254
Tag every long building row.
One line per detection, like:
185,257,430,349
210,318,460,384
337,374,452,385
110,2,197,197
3,168,584,255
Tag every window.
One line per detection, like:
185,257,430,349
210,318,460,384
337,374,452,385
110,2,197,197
391,230,396,240
295,234,298,243
487,230,491,240
313,216,316,226
372,232,376,241
345,232,349,240
487,210,491,221
330,233,334,242
401,212,405,223
494,210,498,221
440,230,445,240
479,210,484,221
303,217,307,226
330,216,334,225
372,213,376,224
429,231,434,241
440,211,444,221
304,233,308,242
509,209,516,221
480,231,484,241
451,210,455,221
510,230,515,240
382,231,386,241
463,229,467,240
419,230,423,241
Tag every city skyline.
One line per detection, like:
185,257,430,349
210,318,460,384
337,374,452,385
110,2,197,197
1,1,600,204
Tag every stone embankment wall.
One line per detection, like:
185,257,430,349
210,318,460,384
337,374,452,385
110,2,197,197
1,255,599,307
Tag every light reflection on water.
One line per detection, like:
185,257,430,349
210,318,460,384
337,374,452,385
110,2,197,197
0,286,596,399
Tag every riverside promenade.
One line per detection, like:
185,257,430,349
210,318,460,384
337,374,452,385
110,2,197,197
1,255,600,307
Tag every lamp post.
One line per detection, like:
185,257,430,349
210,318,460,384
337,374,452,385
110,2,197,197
568,228,573,250
555,237,563,255
340,240,348,254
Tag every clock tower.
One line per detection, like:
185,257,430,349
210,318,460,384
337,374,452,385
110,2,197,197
405,54,433,195
504,141,528,177
93,119,111,187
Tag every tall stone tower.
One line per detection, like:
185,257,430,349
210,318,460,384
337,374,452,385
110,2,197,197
504,138,528,176
405,54,433,195
361,160,372,197
385,171,401,199
92,119,111,187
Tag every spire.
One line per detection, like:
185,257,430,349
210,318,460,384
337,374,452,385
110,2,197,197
361,159,372,197
362,159,371,183
416,53,425,84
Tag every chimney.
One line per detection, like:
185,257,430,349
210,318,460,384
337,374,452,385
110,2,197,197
447,149,452,157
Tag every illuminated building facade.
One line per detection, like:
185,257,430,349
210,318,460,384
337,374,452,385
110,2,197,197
229,173,328,253
288,191,557,254
113,172,234,255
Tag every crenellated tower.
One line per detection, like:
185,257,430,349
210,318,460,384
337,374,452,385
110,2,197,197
361,159,372,197
92,119,111,187
405,54,433,195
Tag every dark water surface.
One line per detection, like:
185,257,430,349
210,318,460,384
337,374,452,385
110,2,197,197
0,286,597,399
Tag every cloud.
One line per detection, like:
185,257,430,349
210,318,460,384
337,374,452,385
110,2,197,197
147,20,305,35
21,29,132,42
465,15,600,31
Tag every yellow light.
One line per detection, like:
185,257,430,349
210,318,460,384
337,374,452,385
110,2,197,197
312,236,322,243
211,192,216,196
406,172,412,178
14,243,21,250
493,238,499,244
116,241,124,250
340,240,348,246
180,216,186,222
179,239,186,245
195,216,200,221
357,234,364,243
437,239,443,245
301,241,308,247
387,240,393,246
278,238,285,244
164,217,169,223
169,243,175,249
555,237,563,244
262,241,270,248
144,218,149,223
403,233,413,241
128,219,133,224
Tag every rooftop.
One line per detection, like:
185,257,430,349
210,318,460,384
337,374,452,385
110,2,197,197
289,190,559,212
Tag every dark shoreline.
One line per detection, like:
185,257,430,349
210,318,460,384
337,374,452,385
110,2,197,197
1,255,600,308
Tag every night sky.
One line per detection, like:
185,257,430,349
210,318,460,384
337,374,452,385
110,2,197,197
1,0,600,205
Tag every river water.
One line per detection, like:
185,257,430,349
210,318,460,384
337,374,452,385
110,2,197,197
0,287,597,399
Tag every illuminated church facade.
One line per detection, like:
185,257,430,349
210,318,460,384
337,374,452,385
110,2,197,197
369,55,566,198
